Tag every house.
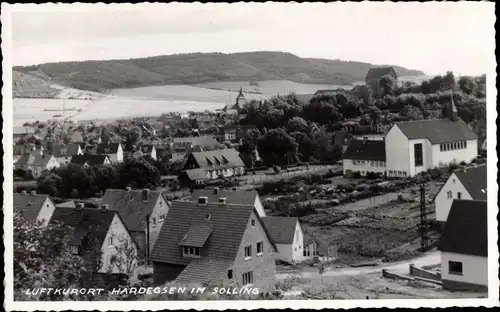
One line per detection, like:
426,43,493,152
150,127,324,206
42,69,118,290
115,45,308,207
96,142,124,163
170,143,190,163
234,88,249,108
384,98,478,177
15,150,60,178
343,138,386,177
224,127,238,141
13,192,57,226
49,204,138,283
434,164,487,228
261,217,305,263
141,144,157,160
182,148,245,180
189,188,266,217
13,126,36,141
365,67,398,96
56,200,76,208
172,135,220,147
439,199,487,292
52,143,84,166
480,138,487,150
70,155,112,167
13,144,42,163
100,188,170,258
150,200,277,292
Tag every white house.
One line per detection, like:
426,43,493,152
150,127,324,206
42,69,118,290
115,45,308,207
15,150,60,178
182,148,245,180
342,138,386,177
49,205,138,278
97,142,124,163
190,188,266,217
439,200,487,292
100,188,170,258
70,154,112,168
262,216,305,263
14,192,57,226
434,164,486,227
384,99,478,177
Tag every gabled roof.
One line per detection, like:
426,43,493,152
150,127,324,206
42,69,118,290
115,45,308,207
439,200,487,257
365,67,397,81
100,189,164,232
184,168,208,181
13,193,52,223
97,142,121,154
394,118,478,144
343,139,386,161
261,216,299,244
49,207,119,247
13,126,35,135
15,153,54,167
172,136,219,147
51,143,82,157
453,165,487,200
56,200,76,208
189,149,244,169
70,154,110,166
151,201,277,281
190,189,258,206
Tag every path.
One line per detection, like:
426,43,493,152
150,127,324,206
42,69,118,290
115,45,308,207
276,251,440,280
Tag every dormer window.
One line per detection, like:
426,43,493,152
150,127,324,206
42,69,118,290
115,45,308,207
183,246,200,257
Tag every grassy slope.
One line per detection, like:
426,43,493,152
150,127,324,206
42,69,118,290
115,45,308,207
13,51,424,94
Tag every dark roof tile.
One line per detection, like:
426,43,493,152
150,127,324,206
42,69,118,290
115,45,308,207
262,217,298,244
454,165,487,200
395,118,478,144
343,139,386,161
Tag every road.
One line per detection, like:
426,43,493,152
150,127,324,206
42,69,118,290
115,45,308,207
276,251,440,280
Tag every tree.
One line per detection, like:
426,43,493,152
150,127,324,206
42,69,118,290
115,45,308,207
286,116,309,134
118,158,161,189
378,75,397,96
257,128,298,167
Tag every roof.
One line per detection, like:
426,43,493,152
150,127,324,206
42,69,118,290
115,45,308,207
100,189,164,232
49,207,118,247
394,118,478,144
97,142,121,154
13,193,52,223
51,143,81,157
70,154,109,166
365,67,397,81
343,139,386,161
189,149,245,170
151,201,277,281
189,189,258,206
13,145,34,156
453,165,487,200
15,153,53,167
71,131,84,142
141,144,156,153
439,200,487,257
56,200,76,208
184,168,208,181
178,223,214,248
172,136,219,147
13,126,35,135
261,217,298,244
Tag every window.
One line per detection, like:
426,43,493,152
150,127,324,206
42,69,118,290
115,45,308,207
257,241,264,255
414,143,423,167
464,141,467,148
152,217,156,228
452,179,456,184
108,236,113,246
183,246,200,257
251,219,255,228
447,191,452,199
457,192,462,199
440,144,444,152
70,245,79,255
448,261,463,275
244,245,252,259
242,271,254,286
227,269,233,279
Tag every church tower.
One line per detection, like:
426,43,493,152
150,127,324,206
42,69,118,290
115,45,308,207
447,91,458,122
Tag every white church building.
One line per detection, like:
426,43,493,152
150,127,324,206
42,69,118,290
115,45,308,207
384,98,478,177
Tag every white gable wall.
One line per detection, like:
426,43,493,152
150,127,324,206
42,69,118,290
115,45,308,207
432,139,478,167
148,195,170,252
441,252,488,286
408,138,433,177
385,125,410,176
292,222,305,262
254,195,266,217
37,198,56,227
434,173,473,223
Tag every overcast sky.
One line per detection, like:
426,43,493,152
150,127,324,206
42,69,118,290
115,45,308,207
7,2,495,76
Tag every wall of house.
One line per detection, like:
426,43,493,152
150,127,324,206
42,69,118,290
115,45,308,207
153,263,186,285
100,214,138,275
223,210,276,293
432,139,478,167
408,139,433,177
37,198,56,227
148,195,170,253
292,223,305,262
342,159,386,176
385,125,410,177
117,145,124,162
253,196,266,217
151,148,157,160
434,174,472,223
441,252,488,287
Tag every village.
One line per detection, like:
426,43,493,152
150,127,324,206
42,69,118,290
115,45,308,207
12,68,489,301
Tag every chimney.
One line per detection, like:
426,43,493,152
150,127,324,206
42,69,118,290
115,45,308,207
219,197,227,204
198,196,208,205
142,189,150,202
76,203,84,211
100,204,109,212
125,186,132,192
213,187,220,195
30,190,36,196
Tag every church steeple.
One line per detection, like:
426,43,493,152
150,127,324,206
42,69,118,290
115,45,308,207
447,91,458,122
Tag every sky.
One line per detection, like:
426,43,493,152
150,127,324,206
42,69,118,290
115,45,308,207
6,2,496,76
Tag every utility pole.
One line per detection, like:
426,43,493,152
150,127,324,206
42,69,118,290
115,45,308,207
146,213,150,264
419,183,429,251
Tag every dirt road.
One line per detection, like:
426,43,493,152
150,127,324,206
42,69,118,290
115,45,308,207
276,251,440,280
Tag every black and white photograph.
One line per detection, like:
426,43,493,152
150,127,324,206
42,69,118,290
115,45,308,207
2,2,498,310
